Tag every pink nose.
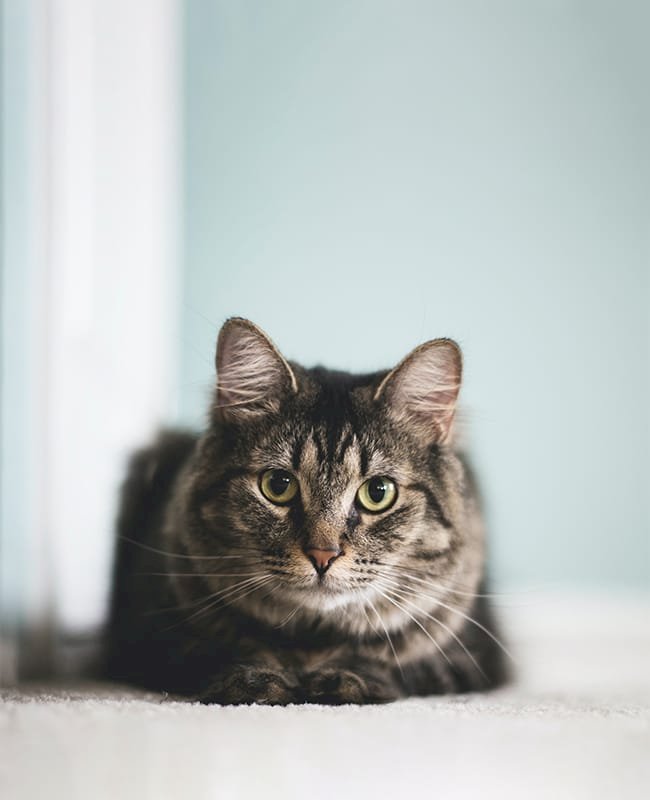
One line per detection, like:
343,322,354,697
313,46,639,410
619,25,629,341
305,547,341,575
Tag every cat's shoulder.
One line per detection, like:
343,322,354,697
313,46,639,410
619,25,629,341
123,428,199,494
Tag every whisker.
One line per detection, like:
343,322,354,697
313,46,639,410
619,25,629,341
365,594,405,681
373,560,505,599
379,578,487,682
184,576,278,632
143,591,223,616
199,576,277,620
246,578,281,610
373,583,452,667
196,575,273,610
134,571,266,578
378,569,516,663
161,575,272,631
142,570,265,616
275,599,303,629
178,580,274,630
118,535,253,561
356,591,380,634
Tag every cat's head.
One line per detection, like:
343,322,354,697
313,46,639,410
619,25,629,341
179,318,481,631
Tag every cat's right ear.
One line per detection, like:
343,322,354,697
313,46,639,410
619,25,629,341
214,317,297,421
374,338,462,444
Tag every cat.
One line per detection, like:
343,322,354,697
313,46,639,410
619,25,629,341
106,317,508,704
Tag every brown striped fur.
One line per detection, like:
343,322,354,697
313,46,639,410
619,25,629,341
106,319,508,703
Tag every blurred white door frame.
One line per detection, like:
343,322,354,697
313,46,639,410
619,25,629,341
1,0,180,681
1,0,52,683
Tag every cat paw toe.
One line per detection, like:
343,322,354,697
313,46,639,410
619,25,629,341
303,668,396,705
200,665,297,706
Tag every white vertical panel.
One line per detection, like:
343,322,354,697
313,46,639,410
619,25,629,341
46,0,180,632
1,0,53,681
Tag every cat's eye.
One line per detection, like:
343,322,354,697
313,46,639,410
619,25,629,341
356,476,397,513
259,469,299,505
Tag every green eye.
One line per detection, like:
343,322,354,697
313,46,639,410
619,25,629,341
356,476,397,513
259,469,299,505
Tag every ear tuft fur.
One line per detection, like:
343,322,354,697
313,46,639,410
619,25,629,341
375,339,462,443
215,318,297,420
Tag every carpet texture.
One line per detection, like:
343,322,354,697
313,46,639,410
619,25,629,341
1,593,649,800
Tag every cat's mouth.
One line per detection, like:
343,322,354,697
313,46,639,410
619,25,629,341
272,552,361,604
293,576,355,611
307,570,359,602
312,573,340,591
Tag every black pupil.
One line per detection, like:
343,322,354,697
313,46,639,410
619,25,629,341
269,471,291,497
368,478,387,504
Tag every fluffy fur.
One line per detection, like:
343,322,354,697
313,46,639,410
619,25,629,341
106,318,508,704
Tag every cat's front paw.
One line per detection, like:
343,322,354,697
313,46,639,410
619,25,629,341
302,668,398,705
199,664,298,706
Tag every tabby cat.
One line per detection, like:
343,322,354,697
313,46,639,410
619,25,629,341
107,317,508,704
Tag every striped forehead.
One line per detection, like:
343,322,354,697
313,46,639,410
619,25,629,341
294,427,361,485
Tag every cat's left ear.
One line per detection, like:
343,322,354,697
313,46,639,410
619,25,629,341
214,317,297,421
374,339,462,444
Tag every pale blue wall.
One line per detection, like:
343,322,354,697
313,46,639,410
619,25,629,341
182,0,649,589
1,0,38,629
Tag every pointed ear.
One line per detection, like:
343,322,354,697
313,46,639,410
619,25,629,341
214,318,297,421
374,339,462,444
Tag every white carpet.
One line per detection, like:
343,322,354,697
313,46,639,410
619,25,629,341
2,593,649,800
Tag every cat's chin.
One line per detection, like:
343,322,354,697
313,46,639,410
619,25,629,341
284,577,359,612
287,590,357,615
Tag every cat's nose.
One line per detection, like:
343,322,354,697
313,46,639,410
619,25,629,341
305,546,341,576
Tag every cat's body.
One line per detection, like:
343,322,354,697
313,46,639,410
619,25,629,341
106,320,508,704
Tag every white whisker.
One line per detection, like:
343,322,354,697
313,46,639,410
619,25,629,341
136,571,266,578
119,535,252,561
378,567,515,663
275,598,303,629
365,594,405,681
373,583,452,666
164,575,273,631
379,578,487,681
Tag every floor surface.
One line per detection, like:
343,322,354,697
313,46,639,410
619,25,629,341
1,592,649,799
